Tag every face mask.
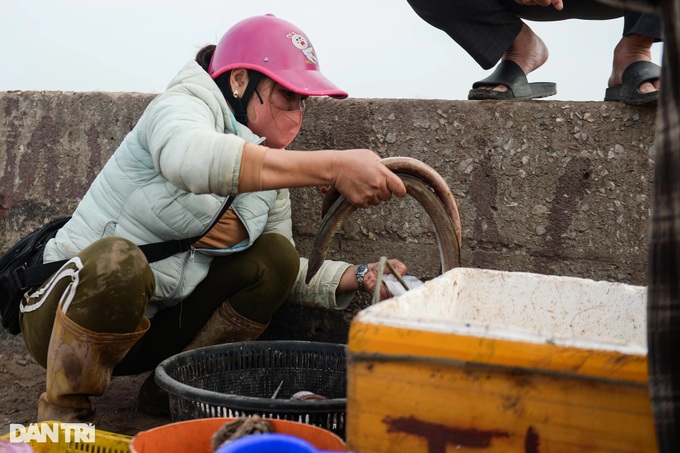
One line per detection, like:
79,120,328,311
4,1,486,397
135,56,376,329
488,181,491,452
248,97,303,149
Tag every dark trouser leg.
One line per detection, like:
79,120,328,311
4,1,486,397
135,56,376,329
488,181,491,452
623,12,663,40
115,232,300,375
406,0,523,69
19,237,153,421
406,0,627,69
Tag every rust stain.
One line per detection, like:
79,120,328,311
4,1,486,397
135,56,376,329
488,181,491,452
3,96,20,117
1,113,23,218
469,151,502,269
501,394,520,411
25,114,61,193
524,426,540,453
533,156,591,274
604,352,645,374
2,118,21,164
86,123,103,191
384,415,509,452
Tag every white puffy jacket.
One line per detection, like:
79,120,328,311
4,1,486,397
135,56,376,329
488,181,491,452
43,60,352,318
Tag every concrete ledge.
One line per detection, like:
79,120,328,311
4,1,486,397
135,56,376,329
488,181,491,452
293,97,655,286
0,91,656,340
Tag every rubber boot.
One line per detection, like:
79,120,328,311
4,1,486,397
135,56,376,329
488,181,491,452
38,307,150,422
138,300,269,416
184,299,270,350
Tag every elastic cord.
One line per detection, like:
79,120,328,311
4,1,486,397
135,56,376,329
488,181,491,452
225,70,264,125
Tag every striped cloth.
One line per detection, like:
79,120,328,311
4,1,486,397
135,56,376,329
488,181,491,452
647,0,680,450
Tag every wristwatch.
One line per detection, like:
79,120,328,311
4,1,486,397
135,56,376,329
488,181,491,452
355,264,369,292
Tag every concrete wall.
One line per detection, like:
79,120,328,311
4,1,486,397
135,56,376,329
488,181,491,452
0,91,656,341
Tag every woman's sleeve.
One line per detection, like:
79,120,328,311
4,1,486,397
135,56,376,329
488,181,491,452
138,85,245,197
288,258,354,310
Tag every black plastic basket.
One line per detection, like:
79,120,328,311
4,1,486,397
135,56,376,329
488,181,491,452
155,340,347,437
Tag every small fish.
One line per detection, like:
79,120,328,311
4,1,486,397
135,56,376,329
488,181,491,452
305,157,461,284
290,390,328,400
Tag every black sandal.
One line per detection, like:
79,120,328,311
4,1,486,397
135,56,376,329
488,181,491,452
604,61,660,106
469,60,557,101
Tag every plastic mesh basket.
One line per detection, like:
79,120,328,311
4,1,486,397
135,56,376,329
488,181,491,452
155,341,347,437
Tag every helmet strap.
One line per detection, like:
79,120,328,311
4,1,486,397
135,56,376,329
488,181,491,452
225,70,264,126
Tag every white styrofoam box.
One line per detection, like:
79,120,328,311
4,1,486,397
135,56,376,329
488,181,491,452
356,267,647,353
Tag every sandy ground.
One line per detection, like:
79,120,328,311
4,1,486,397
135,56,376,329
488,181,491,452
0,329,170,438
0,298,363,439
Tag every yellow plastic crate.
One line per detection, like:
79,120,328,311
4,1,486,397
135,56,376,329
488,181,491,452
1,421,131,453
347,268,656,453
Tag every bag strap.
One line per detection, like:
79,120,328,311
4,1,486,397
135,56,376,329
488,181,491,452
19,196,234,289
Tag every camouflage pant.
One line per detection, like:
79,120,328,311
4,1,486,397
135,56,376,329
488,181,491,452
20,233,299,375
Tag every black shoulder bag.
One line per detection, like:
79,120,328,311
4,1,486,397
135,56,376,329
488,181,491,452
0,197,233,335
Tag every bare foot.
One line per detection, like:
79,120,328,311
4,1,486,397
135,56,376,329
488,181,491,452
478,23,549,93
609,34,659,94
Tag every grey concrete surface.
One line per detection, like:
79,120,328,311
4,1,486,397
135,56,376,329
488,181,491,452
0,91,657,436
0,91,656,343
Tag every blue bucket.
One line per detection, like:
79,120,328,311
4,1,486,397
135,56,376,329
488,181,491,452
216,433,343,453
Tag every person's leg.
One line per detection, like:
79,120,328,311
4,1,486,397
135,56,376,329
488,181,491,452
623,11,663,40
408,0,628,98
129,233,299,416
20,237,153,421
116,232,300,375
607,12,663,95
484,1,631,96
407,0,625,71
406,0,524,70
506,0,625,21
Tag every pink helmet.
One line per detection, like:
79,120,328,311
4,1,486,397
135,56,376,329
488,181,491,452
209,14,348,99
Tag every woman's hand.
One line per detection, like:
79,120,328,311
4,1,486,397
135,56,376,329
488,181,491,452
330,149,407,208
360,259,409,301
337,259,408,301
